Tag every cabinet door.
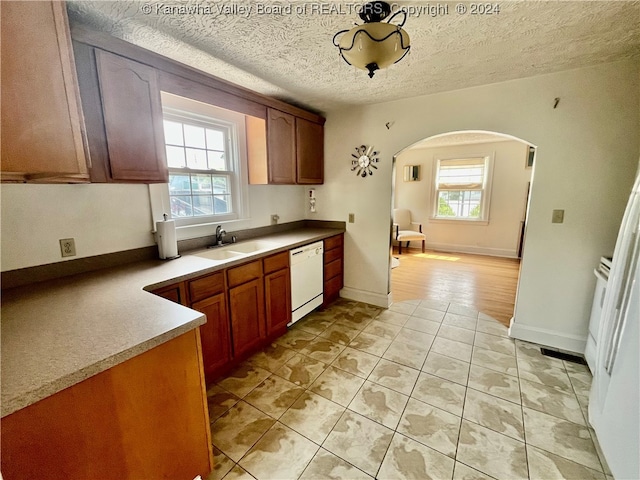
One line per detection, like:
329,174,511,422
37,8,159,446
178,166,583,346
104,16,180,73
265,268,291,336
1,1,89,183
229,279,266,358
95,50,168,183
192,293,231,380
296,118,324,184
266,108,296,184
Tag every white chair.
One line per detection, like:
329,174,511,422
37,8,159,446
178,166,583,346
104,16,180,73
393,208,425,254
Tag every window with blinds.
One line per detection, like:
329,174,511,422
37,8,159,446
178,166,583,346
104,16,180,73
434,157,490,221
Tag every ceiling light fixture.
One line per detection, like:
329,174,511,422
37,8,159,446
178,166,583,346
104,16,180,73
333,1,411,78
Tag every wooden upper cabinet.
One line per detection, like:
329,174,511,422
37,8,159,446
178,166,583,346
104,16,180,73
266,108,297,184
95,50,168,183
1,1,89,183
296,118,324,184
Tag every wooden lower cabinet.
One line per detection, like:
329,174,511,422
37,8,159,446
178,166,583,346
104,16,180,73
0,330,213,480
265,268,291,336
192,292,232,379
323,234,344,307
229,278,266,359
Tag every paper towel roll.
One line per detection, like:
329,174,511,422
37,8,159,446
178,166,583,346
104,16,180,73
156,219,178,259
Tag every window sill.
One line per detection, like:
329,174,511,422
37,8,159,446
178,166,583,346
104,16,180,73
429,217,489,226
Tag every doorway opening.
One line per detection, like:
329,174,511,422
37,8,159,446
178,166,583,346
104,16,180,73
389,130,536,326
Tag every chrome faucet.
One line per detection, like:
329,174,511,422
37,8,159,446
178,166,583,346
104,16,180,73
215,225,227,246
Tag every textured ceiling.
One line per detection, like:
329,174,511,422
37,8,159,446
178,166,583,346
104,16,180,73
67,1,640,114
410,131,514,149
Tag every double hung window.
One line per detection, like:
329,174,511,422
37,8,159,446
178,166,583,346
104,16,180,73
433,156,491,222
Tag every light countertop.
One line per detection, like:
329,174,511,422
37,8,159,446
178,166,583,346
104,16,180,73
1,227,343,417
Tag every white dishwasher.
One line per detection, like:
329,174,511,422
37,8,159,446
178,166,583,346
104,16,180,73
289,241,324,325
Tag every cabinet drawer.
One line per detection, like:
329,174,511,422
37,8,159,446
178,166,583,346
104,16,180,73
152,283,186,305
263,251,289,274
227,260,263,288
188,272,225,303
325,274,343,299
324,258,342,281
324,246,342,265
324,235,343,251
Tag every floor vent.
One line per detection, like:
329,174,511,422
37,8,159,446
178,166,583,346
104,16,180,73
540,348,587,365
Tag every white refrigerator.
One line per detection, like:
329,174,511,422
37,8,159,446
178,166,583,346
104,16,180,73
589,169,640,480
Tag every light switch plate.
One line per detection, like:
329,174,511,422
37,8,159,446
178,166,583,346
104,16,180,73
348,213,355,223
59,238,76,257
552,209,565,224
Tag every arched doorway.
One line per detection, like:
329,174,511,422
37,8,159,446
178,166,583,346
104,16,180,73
389,130,536,326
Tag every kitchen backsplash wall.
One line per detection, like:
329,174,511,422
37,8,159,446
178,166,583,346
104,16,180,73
1,183,306,272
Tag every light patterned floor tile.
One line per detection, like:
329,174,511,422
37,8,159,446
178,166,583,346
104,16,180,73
431,336,473,362
221,465,255,480
394,327,436,350
280,391,345,444
210,401,275,462
319,323,362,346
301,338,346,364
471,346,518,376
332,346,380,378
309,365,366,406
239,422,319,480
443,313,477,331
383,340,429,370
476,318,509,338
418,299,449,312
515,340,566,370
389,302,418,316
523,407,602,471
447,304,479,318
463,388,524,441
375,310,410,327
293,315,334,336
274,353,327,388
362,320,402,340
349,331,392,356
246,343,297,373
520,378,586,425
299,449,373,479
411,306,446,322
243,374,305,418
567,369,592,397
453,461,495,480
207,384,240,423
378,432,455,480
468,364,521,404
348,380,409,429
422,352,471,386
275,329,317,351
412,372,467,416
398,397,461,457
217,364,272,398
438,324,476,345
403,316,441,335
474,332,515,356
527,444,606,480
368,359,420,395
457,419,528,480
517,362,574,394
208,446,235,480
323,410,394,477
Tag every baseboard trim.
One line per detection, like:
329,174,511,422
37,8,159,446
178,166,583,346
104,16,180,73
340,287,391,308
426,242,518,259
508,318,587,354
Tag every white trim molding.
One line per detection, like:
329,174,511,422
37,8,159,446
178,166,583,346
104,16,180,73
508,317,587,354
427,242,518,258
340,287,391,308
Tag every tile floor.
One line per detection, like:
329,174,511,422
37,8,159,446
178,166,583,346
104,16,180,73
206,299,612,480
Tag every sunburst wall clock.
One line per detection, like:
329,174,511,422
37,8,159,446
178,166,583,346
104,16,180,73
351,145,380,177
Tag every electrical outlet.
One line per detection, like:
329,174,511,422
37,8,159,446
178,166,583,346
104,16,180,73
271,214,280,225
59,238,76,257
552,209,565,224
348,213,355,223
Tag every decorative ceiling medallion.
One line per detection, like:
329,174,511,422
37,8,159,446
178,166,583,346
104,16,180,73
333,1,411,78
351,145,380,177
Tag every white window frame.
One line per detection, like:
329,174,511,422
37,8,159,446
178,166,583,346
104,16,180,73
149,92,249,231
430,154,494,224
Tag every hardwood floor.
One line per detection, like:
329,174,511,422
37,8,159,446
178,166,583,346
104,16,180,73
391,248,521,327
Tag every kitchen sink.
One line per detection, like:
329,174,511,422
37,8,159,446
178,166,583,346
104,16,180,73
227,240,279,253
192,239,279,261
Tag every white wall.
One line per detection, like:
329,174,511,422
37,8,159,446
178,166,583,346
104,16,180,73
394,140,532,257
1,183,305,271
314,59,639,352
